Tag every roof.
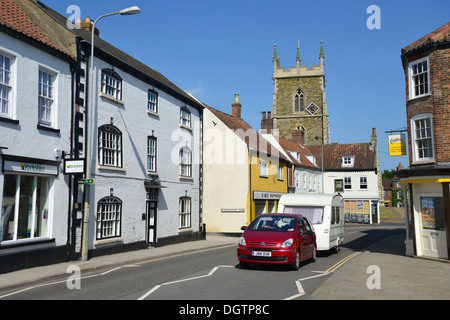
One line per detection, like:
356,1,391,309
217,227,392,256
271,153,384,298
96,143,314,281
277,137,319,169
308,143,376,171
402,22,450,54
0,0,72,58
204,104,288,161
4,0,203,110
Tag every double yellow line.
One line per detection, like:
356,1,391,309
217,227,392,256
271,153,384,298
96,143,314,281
326,251,362,273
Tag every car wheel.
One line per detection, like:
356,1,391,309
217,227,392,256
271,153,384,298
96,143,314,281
292,250,300,271
310,247,317,262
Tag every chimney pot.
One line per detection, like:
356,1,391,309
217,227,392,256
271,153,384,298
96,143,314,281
262,112,266,119
268,111,271,118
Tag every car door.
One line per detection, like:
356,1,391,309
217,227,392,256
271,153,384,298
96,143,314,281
300,217,315,258
297,217,309,260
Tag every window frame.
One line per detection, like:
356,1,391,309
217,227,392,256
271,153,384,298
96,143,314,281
179,197,191,229
344,176,352,190
179,146,192,177
411,113,435,163
101,69,122,101
148,89,158,114
38,68,56,127
408,56,430,100
259,160,268,178
98,124,123,168
0,52,13,119
96,196,122,240
147,136,157,173
360,176,368,190
180,106,191,128
294,88,305,113
342,156,354,168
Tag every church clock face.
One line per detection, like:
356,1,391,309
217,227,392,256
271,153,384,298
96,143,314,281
306,102,319,115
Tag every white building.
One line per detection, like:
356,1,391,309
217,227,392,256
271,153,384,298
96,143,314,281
0,0,74,272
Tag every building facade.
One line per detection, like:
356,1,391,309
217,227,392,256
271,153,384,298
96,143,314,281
0,0,75,272
398,22,450,260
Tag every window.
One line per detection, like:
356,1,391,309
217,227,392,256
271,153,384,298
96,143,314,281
277,165,283,180
409,57,430,99
98,125,122,167
179,147,192,177
259,160,268,177
0,53,12,117
96,196,122,240
1,174,50,242
148,89,158,113
342,156,354,167
344,177,352,190
180,106,191,128
179,197,191,229
38,70,55,126
147,136,157,172
294,89,305,112
360,176,368,190
411,114,434,162
101,69,122,100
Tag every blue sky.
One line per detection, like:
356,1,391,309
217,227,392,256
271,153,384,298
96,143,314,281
44,0,449,171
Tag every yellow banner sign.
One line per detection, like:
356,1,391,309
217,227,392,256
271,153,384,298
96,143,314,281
388,134,406,156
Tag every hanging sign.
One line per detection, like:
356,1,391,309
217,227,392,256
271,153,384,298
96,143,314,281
64,159,85,174
388,134,407,156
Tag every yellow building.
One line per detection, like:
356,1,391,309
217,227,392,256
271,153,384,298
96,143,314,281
202,95,289,232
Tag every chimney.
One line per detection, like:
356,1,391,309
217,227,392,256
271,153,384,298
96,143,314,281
261,110,273,134
370,127,377,151
396,162,404,171
292,127,305,144
232,94,241,118
79,17,100,36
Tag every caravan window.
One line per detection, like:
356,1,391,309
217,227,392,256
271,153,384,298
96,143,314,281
283,206,324,224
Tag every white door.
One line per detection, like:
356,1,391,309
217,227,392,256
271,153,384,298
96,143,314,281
419,197,448,259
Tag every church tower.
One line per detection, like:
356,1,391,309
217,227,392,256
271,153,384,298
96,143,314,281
262,42,330,146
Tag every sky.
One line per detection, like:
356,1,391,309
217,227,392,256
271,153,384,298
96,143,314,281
44,0,449,171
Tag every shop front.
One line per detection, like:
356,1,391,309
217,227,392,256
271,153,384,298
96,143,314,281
252,191,286,219
343,198,379,224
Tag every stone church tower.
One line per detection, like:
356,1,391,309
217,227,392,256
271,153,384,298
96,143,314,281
262,42,330,146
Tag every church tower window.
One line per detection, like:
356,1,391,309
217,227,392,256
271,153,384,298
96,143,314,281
294,89,305,112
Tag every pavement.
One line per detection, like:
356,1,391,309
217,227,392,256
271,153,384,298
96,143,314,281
1,230,449,299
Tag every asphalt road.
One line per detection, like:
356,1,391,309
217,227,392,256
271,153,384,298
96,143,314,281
0,223,405,301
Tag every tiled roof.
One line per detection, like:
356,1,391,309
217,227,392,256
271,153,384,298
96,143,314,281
204,104,288,161
308,143,376,171
277,137,319,169
402,22,450,53
0,0,58,51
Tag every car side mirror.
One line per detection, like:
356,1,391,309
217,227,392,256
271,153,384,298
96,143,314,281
241,226,247,231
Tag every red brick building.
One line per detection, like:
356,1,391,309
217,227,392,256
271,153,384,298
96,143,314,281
398,22,450,260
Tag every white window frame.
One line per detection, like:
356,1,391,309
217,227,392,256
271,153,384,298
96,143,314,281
259,160,268,178
179,197,191,229
411,113,434,163
38,69,56,127
147,136,157,172
179,147,192,177
277,165,283,181
180,106,191,128
344,177,352,190
98,125,123,167
96,196,122,240
101,69,122,100
148,89,158,114
0,52,13,118
342,156,354,167
360,176,368,190
408,56,430,100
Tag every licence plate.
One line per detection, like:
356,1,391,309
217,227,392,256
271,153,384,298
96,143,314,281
252,251,271,257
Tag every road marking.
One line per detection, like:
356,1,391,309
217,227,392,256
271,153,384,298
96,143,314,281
137,265,234,300
284,271,330,300
326,251,363,273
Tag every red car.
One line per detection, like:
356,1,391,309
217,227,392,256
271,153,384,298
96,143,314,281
237,213,316,270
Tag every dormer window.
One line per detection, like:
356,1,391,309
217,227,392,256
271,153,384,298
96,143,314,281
342,156,354,167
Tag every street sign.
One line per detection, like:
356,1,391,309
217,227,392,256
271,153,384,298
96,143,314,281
78,178,95,185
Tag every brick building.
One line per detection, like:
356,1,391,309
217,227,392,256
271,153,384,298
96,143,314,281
398,22,450,260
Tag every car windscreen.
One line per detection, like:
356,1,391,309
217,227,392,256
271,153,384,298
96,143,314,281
283,206,324,224
249,216,297,232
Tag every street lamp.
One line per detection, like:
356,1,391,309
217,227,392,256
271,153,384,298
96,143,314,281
82,6,141,261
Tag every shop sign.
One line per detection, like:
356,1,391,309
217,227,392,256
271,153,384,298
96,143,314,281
253,191,283,200
221,209,245,213
64,159,85,174
3,160,58,175
421,197,436,229
388,134,407,156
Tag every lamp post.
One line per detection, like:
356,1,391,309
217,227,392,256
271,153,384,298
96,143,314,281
81,6,141,261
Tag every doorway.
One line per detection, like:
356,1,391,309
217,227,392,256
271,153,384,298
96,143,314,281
146,188,158,245
419,196,448,259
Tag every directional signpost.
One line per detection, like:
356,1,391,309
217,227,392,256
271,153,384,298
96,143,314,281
78,178,95,185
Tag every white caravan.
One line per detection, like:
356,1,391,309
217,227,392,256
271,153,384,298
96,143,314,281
278,194,345,252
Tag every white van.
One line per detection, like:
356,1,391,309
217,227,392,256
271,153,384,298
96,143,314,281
278,193,344,252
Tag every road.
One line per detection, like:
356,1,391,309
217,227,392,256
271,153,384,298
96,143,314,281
0,223,405,301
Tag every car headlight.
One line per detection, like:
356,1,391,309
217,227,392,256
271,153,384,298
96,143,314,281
239,236,247,246
281,238,293,248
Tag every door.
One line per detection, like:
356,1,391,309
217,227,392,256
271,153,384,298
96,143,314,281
298,217,314,259
146,188,158,245
419,197,448,259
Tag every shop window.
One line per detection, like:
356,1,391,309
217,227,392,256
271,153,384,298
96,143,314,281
96,196,122,240
1,174,50,242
